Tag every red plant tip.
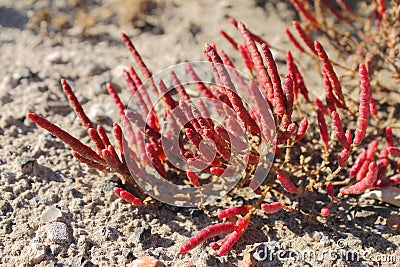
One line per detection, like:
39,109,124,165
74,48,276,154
331,111,349,149
243,154,259,164
216,219,249,256
119,190,142,206
261,202,282,214
326,183,334,200
186,170,200,187
353,64,371,146
179,222,236,254
321,207,330,216
295,117,308,141
317,109,329,150
340,162,378,195
277,172,301,194
113,187,123,197
210,167,226,177
218,205,253,219
386,127,395,147
349,149,367,177
314,41,345,105
389,147,400,157
314,97,328,115
338,148,350,167
290,1,318,24
285,28,306,53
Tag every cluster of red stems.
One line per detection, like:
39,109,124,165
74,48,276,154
28,1,399,257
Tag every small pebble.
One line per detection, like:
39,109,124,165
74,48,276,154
29,243,47,265
89,105,107,121
45,52,63,64
101,226,119,241
111,64,127,78
128,256,163,267
41,205,62,223
18,156,36,174
46,222,70,244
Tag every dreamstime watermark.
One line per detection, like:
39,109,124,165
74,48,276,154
122,62,276,207
254,239,397,264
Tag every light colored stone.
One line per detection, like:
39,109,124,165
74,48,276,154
46,222,70,244
41,205,62,223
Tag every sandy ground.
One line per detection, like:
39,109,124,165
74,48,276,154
0,0,399,266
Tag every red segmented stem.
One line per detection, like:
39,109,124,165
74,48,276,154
366,140,379,161
114,187,122,197
102,148,119,170
376,174,400,187
219,30,238,50
353,64,371,145
247,81,274,141
113,123,126,165
215,125,247,151
385,127,395,147
323,70,336,114
186,170,200,187
293,21,316,54
314,41,346,106
61,79,106,150
186,63,214,99
338,148,350,167
377,149,389,179
121,33,158,94
345,130,352,146
286,51,299,98
61,79,93,130
28,113,105,164
237,22,273,102
262,44,286,117
228,18,269,46
349,149,367,177
356,161,371,182
238,44,253,73
218,206,253,219
179,222,236,254
389,147,400,157
331,111,349,149
283,74,294,118
171,70,190,101
88,128,106,153
123,69,149,116
317,109,329,150
204,44,260,136
277,123,297,144
106,83,125,118
97,125,112,148
293,63,310,102
285,28,306,54
72,151,108,172
340,162,378,195
216,219,249,256
295,117,308,141
145,143,166,178
326,182,334,199
370,96,377,116
127,65,153,109
290,0,318,24
314,98,328,115
277,172,301,194
119,189,142,206
261,202,282,214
